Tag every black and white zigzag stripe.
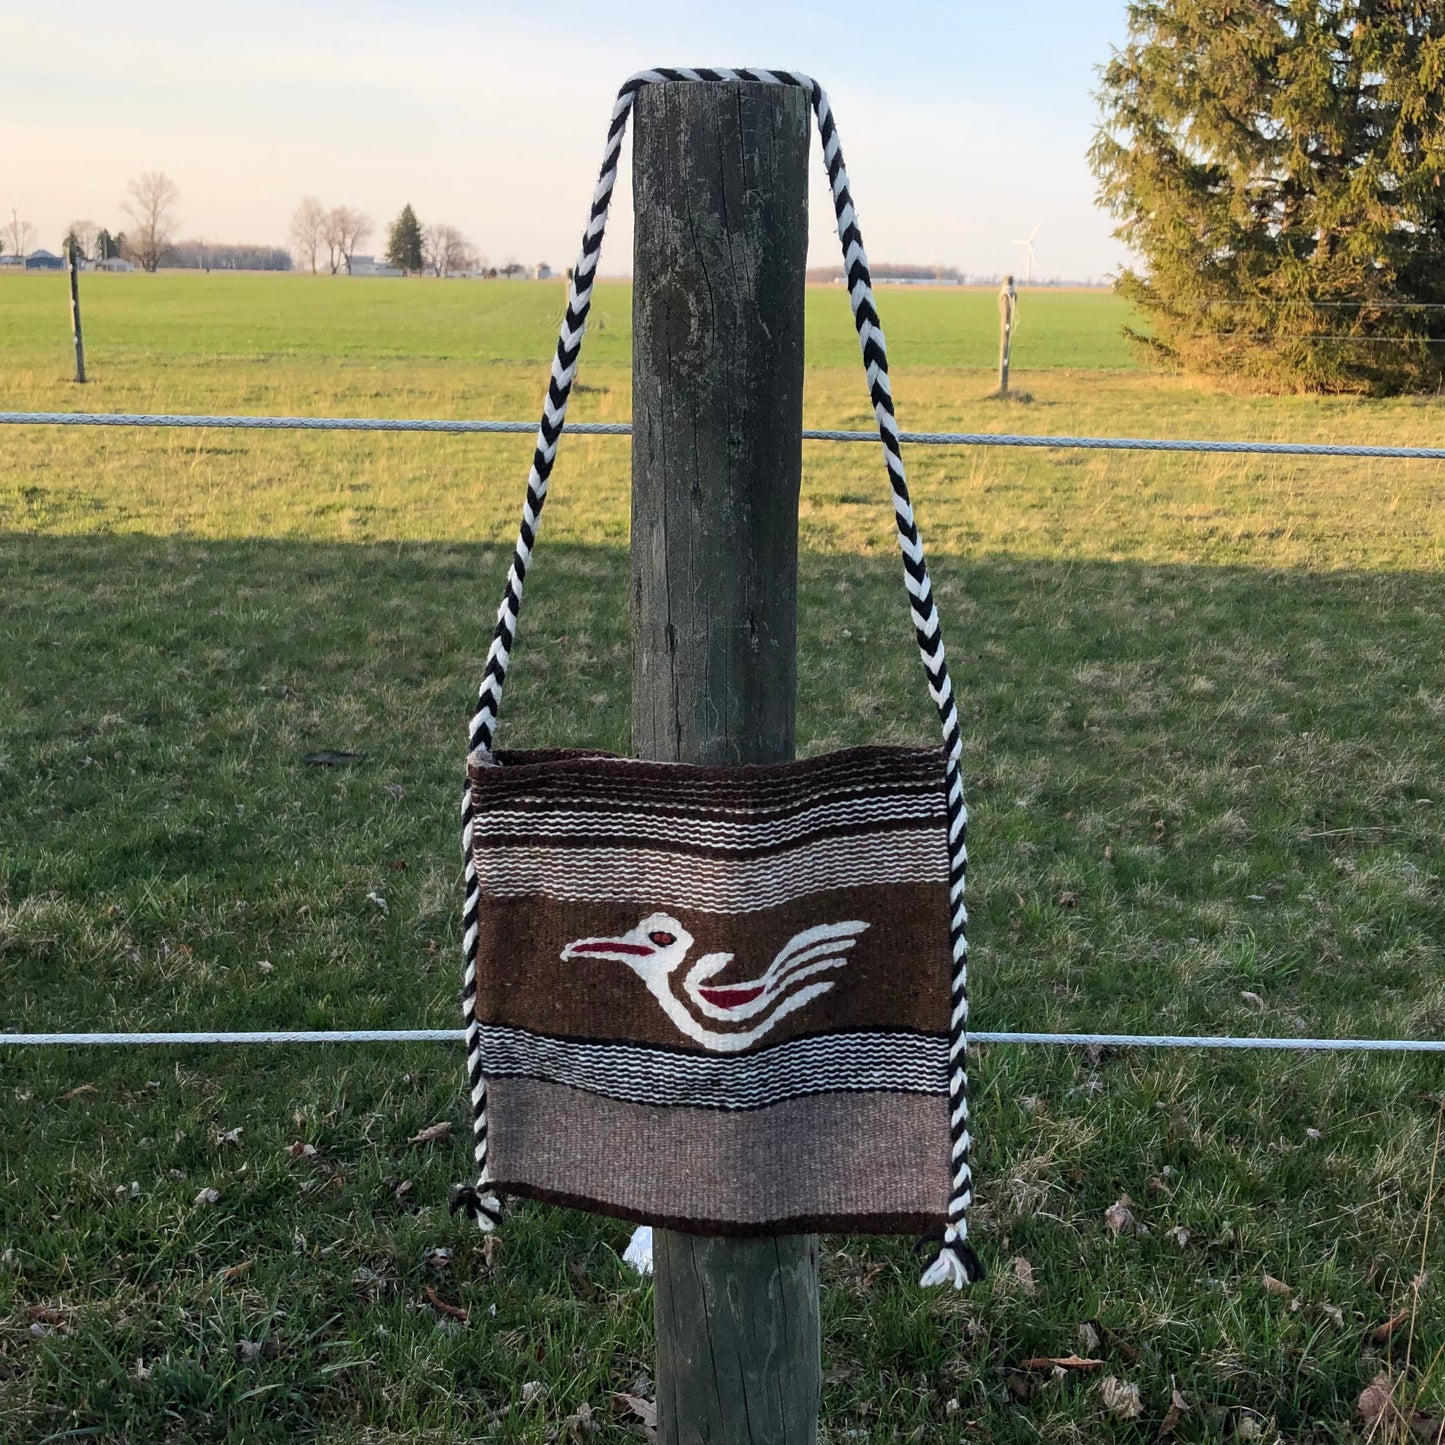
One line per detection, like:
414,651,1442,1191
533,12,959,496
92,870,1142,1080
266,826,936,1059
477,1026,948,1111
457,68,981,1289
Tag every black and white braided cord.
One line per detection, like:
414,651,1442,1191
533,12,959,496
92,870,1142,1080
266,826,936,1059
456,68,982,1290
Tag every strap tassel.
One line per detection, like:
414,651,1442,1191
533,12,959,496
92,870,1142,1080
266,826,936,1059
919,1227,985,1290
450,1183,503,1231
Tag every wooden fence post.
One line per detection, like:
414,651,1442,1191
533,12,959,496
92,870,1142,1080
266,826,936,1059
631,80,819,1444
67,240,87,384
997,274,1017,395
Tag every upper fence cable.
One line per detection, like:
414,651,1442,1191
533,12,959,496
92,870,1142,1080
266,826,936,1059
3,411,1445,460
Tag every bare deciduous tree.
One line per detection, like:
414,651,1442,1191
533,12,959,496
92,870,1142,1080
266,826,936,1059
4,210,36,258
423,223,474,278
289,196,326,274
65,219,100,260
122,171,179,272
324,206,371,275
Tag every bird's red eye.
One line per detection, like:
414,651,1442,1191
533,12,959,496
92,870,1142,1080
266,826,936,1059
648,930,676,947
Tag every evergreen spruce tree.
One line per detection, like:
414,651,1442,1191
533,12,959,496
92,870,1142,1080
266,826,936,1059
1092,1,1445,394
386,205,425,274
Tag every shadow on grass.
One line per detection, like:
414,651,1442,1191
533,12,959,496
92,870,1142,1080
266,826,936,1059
3,531,1443,1443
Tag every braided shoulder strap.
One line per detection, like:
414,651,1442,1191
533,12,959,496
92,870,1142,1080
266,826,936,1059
456,69,980,1289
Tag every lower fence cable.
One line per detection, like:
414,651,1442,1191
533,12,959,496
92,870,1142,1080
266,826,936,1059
2,1029,1442,1052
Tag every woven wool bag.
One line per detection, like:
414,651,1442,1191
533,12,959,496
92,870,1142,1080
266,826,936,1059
454,69,981,1289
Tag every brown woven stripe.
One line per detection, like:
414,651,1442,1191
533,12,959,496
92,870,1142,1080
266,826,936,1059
487,1076,948,1232
473,744,946,811
471,882,950,1048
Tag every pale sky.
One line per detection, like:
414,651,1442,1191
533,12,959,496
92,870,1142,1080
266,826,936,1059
3,0,1132,280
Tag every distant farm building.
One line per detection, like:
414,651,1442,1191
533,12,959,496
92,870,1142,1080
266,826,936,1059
349,255,402,277
25,249,65,270
95,257,135,272
534,262,553,280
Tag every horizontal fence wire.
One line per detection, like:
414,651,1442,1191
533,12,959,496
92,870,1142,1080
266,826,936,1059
3,411,1445,459
3,1029,1442,1052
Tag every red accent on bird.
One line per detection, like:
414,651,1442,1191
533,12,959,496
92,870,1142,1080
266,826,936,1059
696,983,766,1009
569,939,654,957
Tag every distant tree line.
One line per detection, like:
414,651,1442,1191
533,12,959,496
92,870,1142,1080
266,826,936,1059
169,240,292,271
805,263,968,284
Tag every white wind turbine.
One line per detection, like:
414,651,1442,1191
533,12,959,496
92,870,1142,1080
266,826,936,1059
1011,221,1041,284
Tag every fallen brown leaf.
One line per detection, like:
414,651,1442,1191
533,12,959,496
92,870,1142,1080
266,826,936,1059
1360,1374,1401,1430
1369,1308,1411,1345
1263,1274,1293,1300
286,1140,317,1158
424,1285,467,1322
1057,890,1078,909
1159,1388,1188,1438
1104,1197,1138,1236
27,1305,70,1326
614,1391,658,1432
1359,1373,1445,1444
194,1187,220,1206
1100,1375,1144,1420
59,1084,97,1101
1240,990,1266,1011
1020,1354,1104,1371
566,1401,596,1442
1012,1256,1038,1295
220,1259,254,1283
407,1122,452,1145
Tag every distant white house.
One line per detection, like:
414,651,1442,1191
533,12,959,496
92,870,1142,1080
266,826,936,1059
349,255,402,277
533,262,553,280
95,257,135,272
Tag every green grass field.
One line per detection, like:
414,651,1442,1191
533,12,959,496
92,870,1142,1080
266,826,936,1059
2,271,1444,1443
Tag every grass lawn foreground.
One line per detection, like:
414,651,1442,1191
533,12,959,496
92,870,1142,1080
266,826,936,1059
1,272,1444,1442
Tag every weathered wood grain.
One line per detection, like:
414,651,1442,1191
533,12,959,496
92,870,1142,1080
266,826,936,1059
631,78,819,1445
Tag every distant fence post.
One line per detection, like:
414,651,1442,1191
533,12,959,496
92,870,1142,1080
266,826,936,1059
997,273,1017,394
67,240,87,384
631,78,820,1445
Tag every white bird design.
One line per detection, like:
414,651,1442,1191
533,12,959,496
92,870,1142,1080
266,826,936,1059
561,912,870,1052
